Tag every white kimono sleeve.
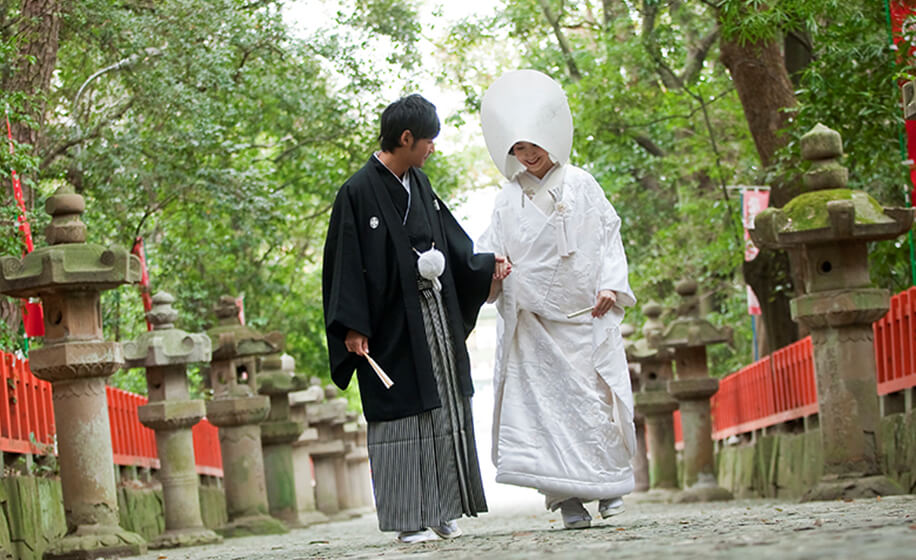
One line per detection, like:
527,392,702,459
477,205,505,257
596,194,636,309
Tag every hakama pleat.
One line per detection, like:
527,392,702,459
367,277,487,532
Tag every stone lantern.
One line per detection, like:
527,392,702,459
258,350,308,525
0,186,147,558
629,301,680,494
205,296,287,536
621,323,649,493
342,418,374,513
659,281,733,503
289,380,329,526
750,123,913,501
307,385,351,520
122,291,222,548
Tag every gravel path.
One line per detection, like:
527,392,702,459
138,492,916,560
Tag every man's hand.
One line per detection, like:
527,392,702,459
345,330,369,356
494,254,512,280
592,290,617,318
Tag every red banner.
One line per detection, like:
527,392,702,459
131,237,154,331
743,188,770,316
890,0,916,207
743,188,770,262
6,108,43,337
5,110,34,253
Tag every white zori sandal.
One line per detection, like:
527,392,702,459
396,529,439,544
430,520,463,539
598,497,625,519
559,498,591,529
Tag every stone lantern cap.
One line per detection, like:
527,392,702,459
751,123,914,250
0,186,140,297
628,301,675,361
629,337,674,361
123,292,212,367
258,352,309,396
659,280,732,349
289,384,324,406
752,190,913,249
207,295,277,360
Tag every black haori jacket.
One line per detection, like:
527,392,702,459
322,156,495,422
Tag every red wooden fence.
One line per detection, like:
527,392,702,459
709,337,819,440
0,353,222,476
0,353,53,455
192,418,223,477
874,287,916,395
670,287,915,445
107,386,158,469
3,288,914,468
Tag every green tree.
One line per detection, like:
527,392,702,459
1,0,457,394
436,0,913,372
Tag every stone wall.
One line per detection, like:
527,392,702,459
0,477,65,560
0,477,228,560
716,410,916,499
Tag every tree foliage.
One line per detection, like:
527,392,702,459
1,0,913,389
435,0,914,374
0,0,458,392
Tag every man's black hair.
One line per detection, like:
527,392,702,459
378,94,440,152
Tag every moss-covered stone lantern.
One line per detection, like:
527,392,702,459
258,349,309,526
205,295,287,536
122,291,222,548
629,301,680,494
659,280,734,503
750,123,913,501
621,323,649,493
0,186,147,558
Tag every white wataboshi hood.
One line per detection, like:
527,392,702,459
480,69,574,180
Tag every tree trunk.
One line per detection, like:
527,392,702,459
1,0,65,343
2,0,63,209
720,31,801,353
719,35,796,171
784,30,813,89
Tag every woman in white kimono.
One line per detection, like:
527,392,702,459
477,70,638,529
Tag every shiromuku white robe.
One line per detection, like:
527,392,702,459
478,163,638,505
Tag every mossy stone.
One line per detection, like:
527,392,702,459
780,189,892,231
199,486,228,529
117,487,165,541
733,445,757,498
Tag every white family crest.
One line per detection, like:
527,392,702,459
369,216,379,229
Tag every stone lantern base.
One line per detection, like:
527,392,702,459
802,474,903,503
216,515,288,539
262,420,306,527
668,378,733,503
150,527,222,549
672,473,734,503
43,528,146,560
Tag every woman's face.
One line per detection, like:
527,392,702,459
512,141,553,179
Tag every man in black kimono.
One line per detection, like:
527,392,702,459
322,94,510,543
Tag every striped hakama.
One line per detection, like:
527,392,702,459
367,277,488,532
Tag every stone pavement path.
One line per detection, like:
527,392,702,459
138,493,916,560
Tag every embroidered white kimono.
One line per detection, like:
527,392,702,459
478,163,638,506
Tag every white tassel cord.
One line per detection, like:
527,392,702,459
415,243,446,292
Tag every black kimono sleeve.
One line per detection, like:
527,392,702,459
438,198,496,338
322,185,372,390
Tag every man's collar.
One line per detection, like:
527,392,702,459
373,152,410,189
374,151,410,180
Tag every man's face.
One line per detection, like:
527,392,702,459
406,136,436,168
512,141,552,178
